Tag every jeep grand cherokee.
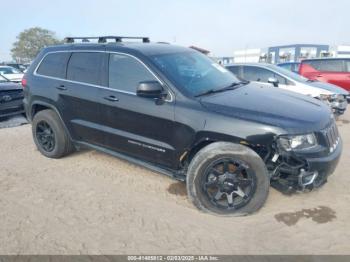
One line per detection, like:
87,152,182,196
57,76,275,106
23,36,342,216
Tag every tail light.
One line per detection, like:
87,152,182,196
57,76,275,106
21,77,27,88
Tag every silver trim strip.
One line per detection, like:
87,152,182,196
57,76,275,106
33,50,174,102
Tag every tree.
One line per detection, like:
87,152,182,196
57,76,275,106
11,27,61,62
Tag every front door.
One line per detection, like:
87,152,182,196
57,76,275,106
97,53,176,168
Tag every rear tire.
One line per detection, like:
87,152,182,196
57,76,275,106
32,109,75,158
186,142,269,216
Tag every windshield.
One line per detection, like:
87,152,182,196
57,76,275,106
150,51,241,96
0,66,21,74
268,65,309,82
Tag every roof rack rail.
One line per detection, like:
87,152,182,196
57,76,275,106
64,36,150,44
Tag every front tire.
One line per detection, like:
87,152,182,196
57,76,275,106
32,109,75,158
186,142,269,216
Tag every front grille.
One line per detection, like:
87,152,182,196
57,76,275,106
0,89,23,101
322,121,340,153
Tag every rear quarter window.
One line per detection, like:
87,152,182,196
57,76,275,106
36,52,71,78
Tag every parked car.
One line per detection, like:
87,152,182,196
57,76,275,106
226,63,348,116
0,66,24,83
5,63,28,73
23,36,342,216
278,62,300,73
0,74,24,119
299,58,350,94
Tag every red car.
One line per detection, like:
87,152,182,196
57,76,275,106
299,58,350,94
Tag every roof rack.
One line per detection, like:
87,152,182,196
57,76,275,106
64,36,150,44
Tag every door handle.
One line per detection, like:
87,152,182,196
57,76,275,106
56,85,67,91
316,74,323,77
104,95,119,102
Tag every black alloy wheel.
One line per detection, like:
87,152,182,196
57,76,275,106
35,120,56,152
201,158,256,210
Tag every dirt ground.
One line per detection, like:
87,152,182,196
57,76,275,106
0,112,349,255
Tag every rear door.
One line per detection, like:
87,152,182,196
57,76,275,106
97,52,176,168
61,51,109,146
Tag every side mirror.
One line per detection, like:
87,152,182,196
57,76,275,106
268,77,279,87
137,81,165,98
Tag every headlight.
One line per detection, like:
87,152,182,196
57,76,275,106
278,133,317,151
319,94,342,101
319,94,331,101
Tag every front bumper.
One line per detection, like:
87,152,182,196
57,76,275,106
0,100,24,118
271,138,342,194
331,100,347,115
299,139,342,188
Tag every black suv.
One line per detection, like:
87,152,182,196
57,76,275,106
23,36,342,216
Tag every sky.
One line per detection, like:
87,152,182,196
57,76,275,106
1,0,350,61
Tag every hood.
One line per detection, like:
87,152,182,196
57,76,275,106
306,80,349,95
200,83,332,133
0,82,22,91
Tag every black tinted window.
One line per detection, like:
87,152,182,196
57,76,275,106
37,52,70,78
109,54,157,92
305,60,344,72
67,52,104,85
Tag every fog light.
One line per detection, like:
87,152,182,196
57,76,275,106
299,170,318,187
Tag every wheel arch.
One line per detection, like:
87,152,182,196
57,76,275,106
181,132,272,169
30,101,73,141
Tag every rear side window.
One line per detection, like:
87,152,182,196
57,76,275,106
36,53,71,78
67,52,105,85
304,60,344,72
109,54,157,93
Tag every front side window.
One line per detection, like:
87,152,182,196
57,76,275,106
67,52,105,85
109,54,157,93
37,52,71,78
226,66,245,81
243,66,273,82
243,66,291,85
150,51,240,96
226,66,240,76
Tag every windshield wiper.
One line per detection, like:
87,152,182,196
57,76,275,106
195,81,249,97
0,74,11,82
